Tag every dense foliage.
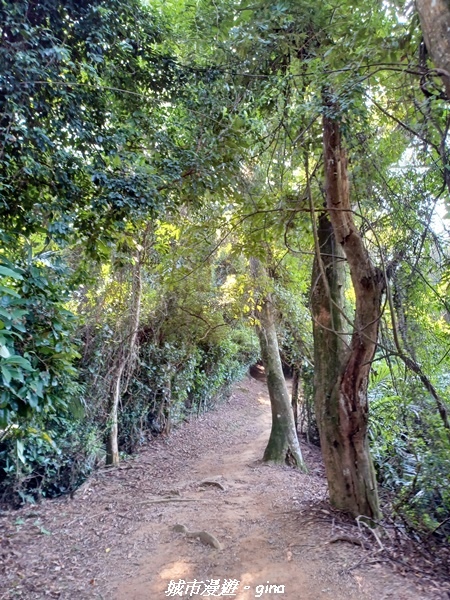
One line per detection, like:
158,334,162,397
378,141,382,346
1,0,450,543
0,0,258,502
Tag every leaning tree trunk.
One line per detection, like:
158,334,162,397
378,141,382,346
257,296,306,470
416,0,450,99
319,106,384,519
106,256,142,467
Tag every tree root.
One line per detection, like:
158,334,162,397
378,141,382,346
199,480,226,491
173,524,223,550
329,535,368,549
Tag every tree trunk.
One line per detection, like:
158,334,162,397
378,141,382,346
106,256,142,467
257,297,306,470
311,209,385,515
311,211,346,457
106,360,126,467
291,366,300,430
416,0,450,99
318,106,384,519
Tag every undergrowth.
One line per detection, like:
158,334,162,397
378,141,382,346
369,364,450,542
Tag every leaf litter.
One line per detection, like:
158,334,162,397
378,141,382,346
0,378,447,599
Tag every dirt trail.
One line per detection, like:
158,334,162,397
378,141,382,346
0,378,435,599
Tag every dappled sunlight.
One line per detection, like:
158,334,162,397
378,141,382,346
239,572,260,600
2,0,449,597
257,394,270,406
237,568,291,599
159,560,194,582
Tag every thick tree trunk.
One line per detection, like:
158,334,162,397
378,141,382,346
311,213,347,492
257,297,306,470
416,0,450,99
318,108,384,519
311,211,380,518
106,257,142,467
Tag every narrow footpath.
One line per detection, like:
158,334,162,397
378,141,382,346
0,378,435,599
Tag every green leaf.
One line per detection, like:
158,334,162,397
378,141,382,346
0,285,20,297
4,356,34,370
1,365,12,384
0,266,23,280
16,440,25,464
0,345,10,358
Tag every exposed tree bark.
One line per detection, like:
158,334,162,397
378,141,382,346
106,359,126,467
311,214,351,500
291,366,300,430
257,296,306,470
392,276,416,361
106,256,142,466
415,0,450,195
416,0,450,99
250,257,306,470
319,106,384,519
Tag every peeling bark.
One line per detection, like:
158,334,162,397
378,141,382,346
416,0,450,99
318,107,383,519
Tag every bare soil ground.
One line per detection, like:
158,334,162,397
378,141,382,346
0,378,445,599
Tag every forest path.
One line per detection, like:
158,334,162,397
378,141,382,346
1,378,431,599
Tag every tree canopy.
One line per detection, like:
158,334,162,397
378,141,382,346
1,0,450,544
